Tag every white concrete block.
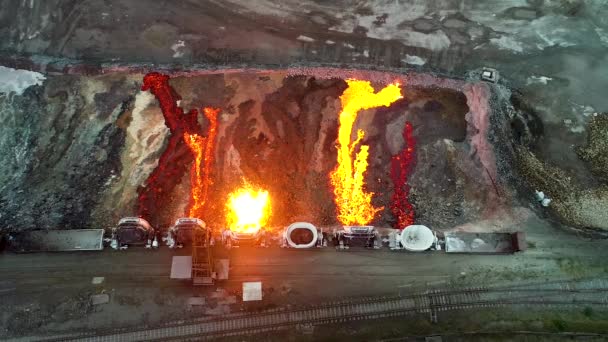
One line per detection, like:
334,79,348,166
242,282,262,301
91,277,105,285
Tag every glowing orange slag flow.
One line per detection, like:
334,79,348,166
330,79,403,226
183,107,219,218
226,183,271,234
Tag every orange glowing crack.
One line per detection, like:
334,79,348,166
183,107,219,219
330,79,402,226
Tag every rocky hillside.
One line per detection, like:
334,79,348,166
0,69,511,232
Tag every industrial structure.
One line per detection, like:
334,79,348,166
191,224,214,286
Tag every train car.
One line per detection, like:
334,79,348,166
167,217,207,248
282,222,327,249
334,226,380,249
113,217,156,249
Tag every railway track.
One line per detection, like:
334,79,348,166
27,280,608,342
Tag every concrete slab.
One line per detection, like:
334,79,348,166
90,293,110,305
91,277,105,285
243,282,262,301
170,256,192,279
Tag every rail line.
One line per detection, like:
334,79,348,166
27,280,608,342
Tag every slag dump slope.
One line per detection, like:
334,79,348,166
0,70,499,231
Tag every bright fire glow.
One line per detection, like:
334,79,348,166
226,183,271,234
183,107,219,219
330,79,403,225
